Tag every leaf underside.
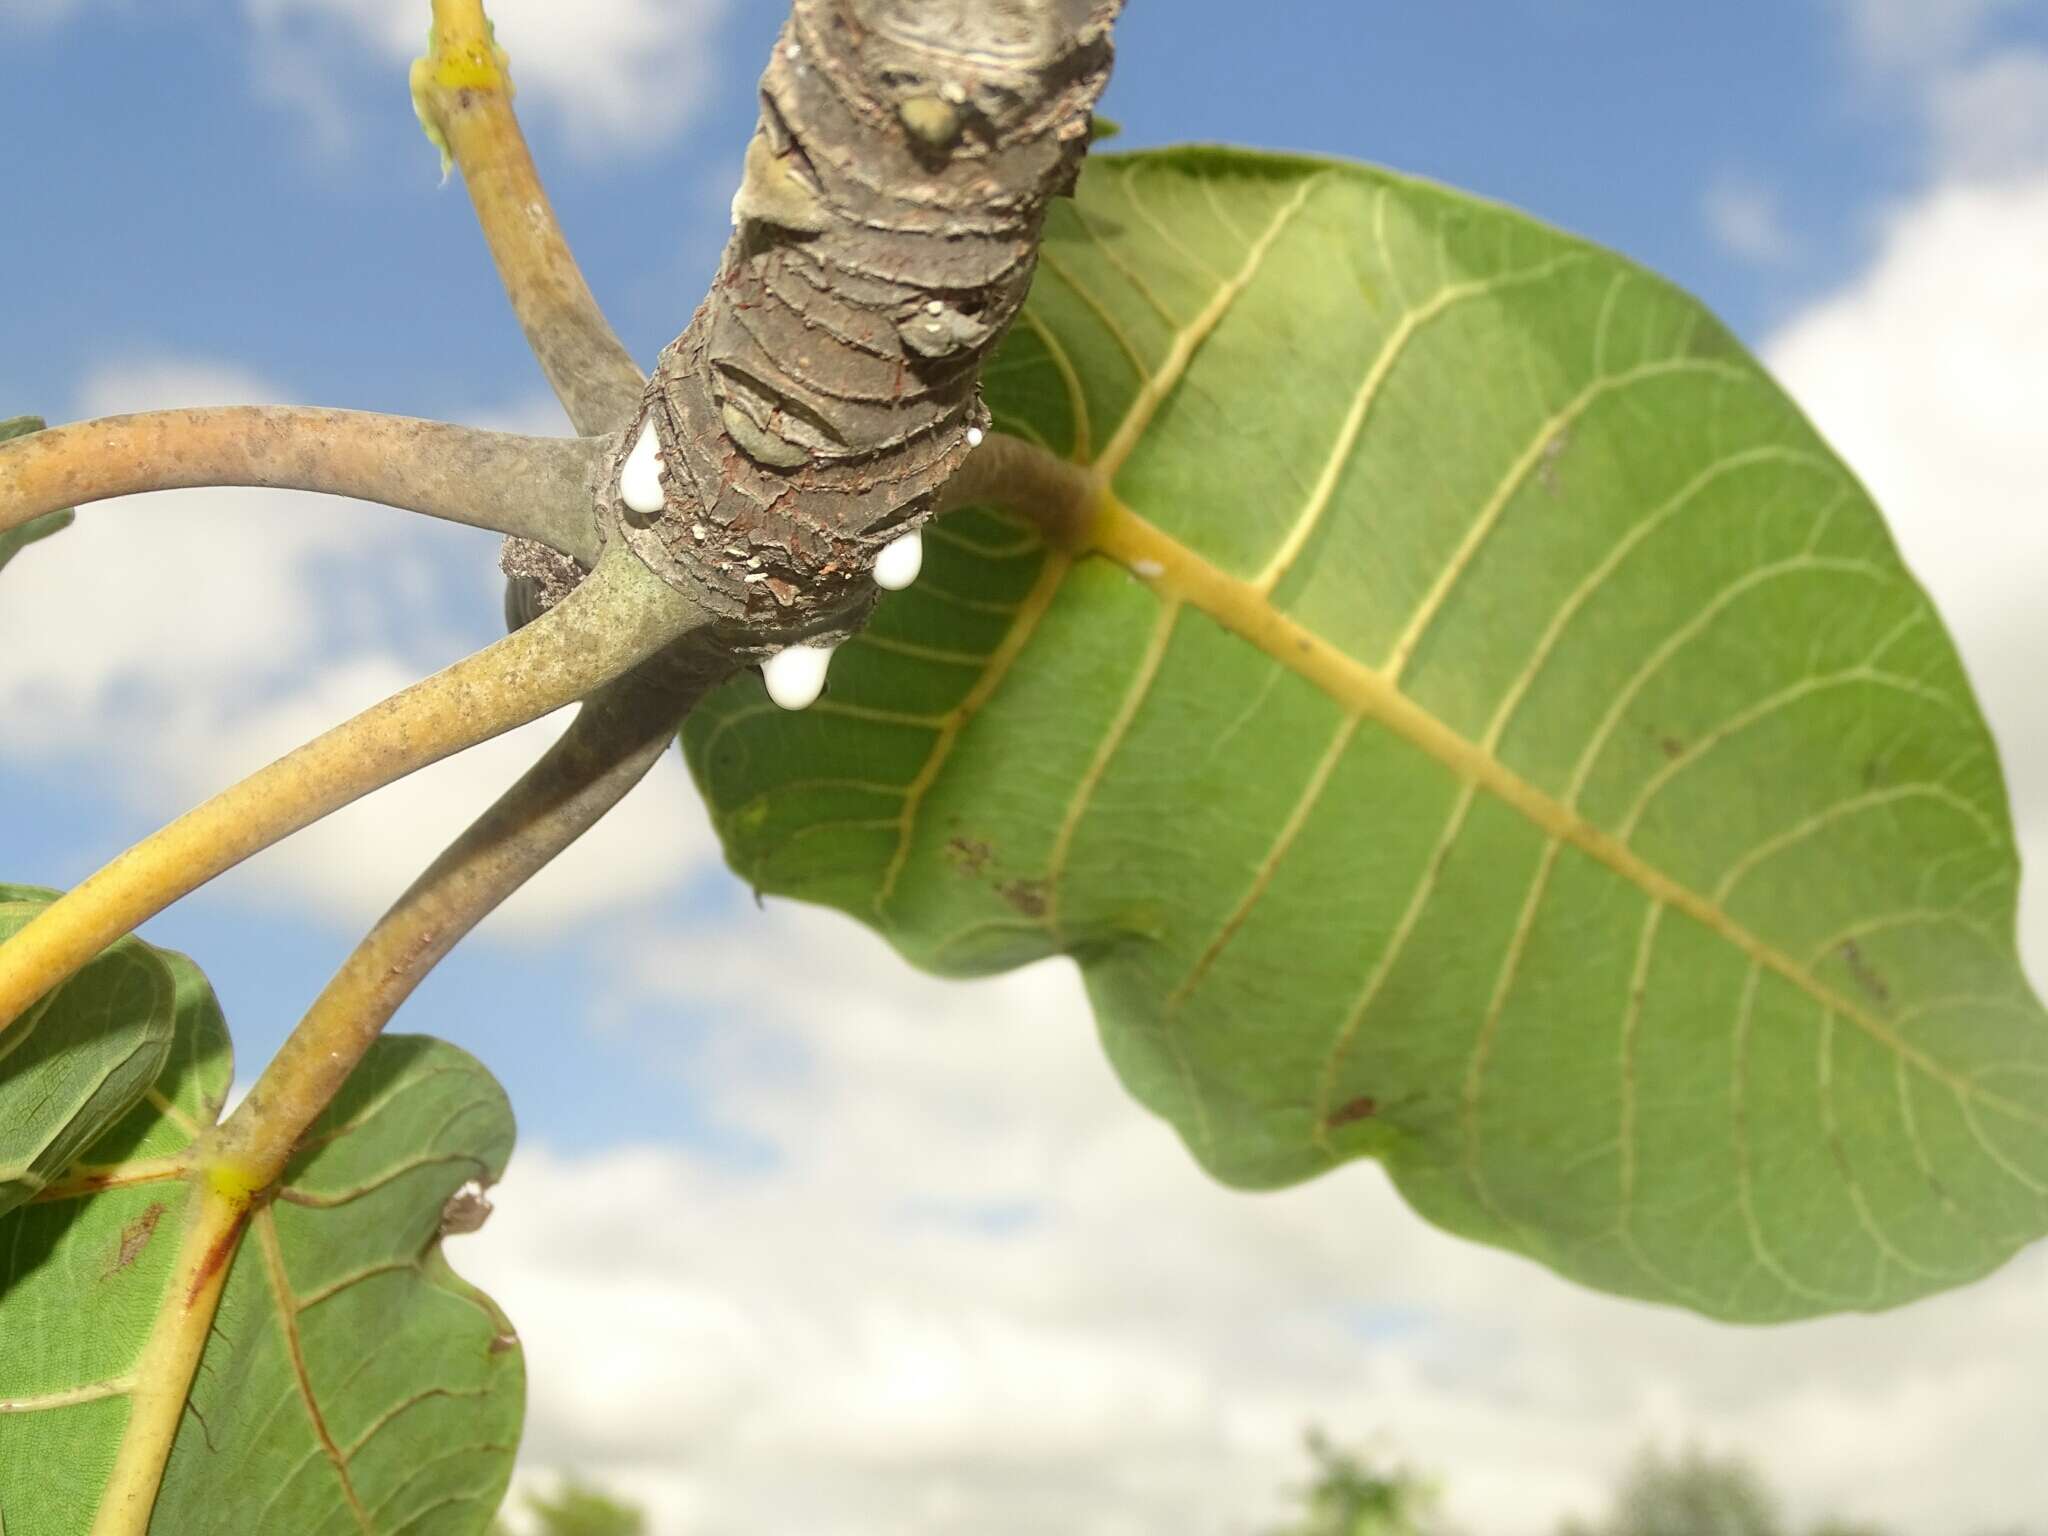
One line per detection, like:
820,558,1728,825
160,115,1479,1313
0,417,73,579
0,889,521,1535
0,886,177,1217
684,147,2048,1322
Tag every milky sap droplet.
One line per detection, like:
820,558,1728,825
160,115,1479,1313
966,426,986,448
762,643,837,711
872,529,924,592
620,420,666,516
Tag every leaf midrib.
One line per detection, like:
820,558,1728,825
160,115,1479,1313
1082,490,2024,1111
995,161,2039,1133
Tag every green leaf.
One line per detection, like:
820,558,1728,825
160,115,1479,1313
0,886,179,1215
0,417,72,579
152,1037,523,1534
0,980,522,1531
684,148,2048,1321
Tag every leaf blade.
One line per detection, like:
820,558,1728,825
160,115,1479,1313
684,149,2048,1321
0,887,180,1216
151,1036,522,1536
0,947,522,1534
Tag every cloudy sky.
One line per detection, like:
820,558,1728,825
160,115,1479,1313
5,1,2048,1532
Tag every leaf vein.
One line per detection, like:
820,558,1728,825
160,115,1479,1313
1044,602,1184,938
254,1208,372,1533
1092,174,1325,482
1256,250,1599,594
1089,502,2047,1132
1731,965,1857,1307
1817,1009,1973,1287
1386,355,1756,682
1167,713,1361,1017
876,555,1075,913
1315,786,1479,1145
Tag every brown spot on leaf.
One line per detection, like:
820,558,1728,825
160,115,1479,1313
1326,1097,1379,1130
999,879,1050,919
946,836,993,876
1840,941,1892,1006
105,1202,166,1277
1660,737,1686,761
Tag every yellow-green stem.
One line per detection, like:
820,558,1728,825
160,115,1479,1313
412,0,644,434
214,648,720,1181
0,544,703,1039
0,407,606,564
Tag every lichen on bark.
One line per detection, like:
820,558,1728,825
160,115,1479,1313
613,0,1120,648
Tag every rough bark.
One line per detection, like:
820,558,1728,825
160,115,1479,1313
611,0,1119,650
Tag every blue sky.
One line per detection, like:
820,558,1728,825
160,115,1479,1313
7,2,2048,1532
0,0,2006,1139
0,0,1921,1143
9,0,2042,415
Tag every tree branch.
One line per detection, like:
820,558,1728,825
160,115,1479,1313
411,0,644,436
213,649,716,1183
615,0,1122,636
0,408,607,565
0,543,707,1038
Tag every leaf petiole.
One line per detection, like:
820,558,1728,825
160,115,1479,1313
214,645,719,1184
0,407,608,565
0,541,708,1041
412,0,643,436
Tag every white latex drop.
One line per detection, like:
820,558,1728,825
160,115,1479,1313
967,427,986,448
873,530,925,592
763,643,837,711
620,420,666,515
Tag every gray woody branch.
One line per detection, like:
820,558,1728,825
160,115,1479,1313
606,0,1119,645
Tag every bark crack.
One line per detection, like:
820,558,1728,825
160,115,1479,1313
613,0,1121,651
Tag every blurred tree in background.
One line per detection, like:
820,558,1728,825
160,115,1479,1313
490,1477,646,1536
499,1439,2040,1536
1261,1429,1447,1536
1559,1447,1783,1536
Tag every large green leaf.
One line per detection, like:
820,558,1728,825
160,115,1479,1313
685,148,2048,1321
0,939,523,1536
0,417,71,578
0,886,178,1216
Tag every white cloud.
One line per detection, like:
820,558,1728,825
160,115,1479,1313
1925,47,2048,181
1701,174,1804,266
1819,0,2048,192
0,358,717,933
1767,172,2048,929
458,898,2048,1536
242,0,731,157
445,146,2048,1536
1832,0,2026,73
